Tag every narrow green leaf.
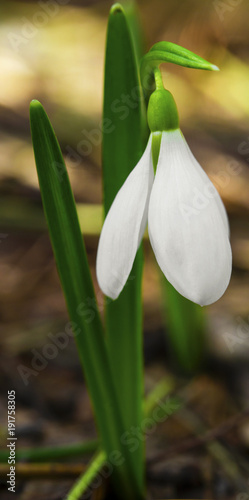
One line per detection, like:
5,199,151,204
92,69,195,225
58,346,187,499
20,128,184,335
102,4,147,495
0,440,98,463
103,5,147,208
66,451,106,500
66,376,181,500
121,0,145,61
30,100,143,499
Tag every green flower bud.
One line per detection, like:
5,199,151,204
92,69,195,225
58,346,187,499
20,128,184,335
147,89,179,133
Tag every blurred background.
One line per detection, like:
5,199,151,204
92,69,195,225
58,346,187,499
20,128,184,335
1,0,249,499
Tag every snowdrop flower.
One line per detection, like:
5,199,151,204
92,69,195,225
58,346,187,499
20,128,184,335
97,88,232,306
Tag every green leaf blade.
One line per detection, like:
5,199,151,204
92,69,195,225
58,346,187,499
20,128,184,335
103,6,147,212
30,100,95,315
102,4,147,495
161,278,205,374
30,100,143,499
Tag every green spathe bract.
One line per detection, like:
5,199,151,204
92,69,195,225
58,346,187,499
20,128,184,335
140,40,219,98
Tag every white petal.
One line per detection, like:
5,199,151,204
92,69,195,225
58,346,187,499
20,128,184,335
148,130,232,306
97,135,154,299
183,135,230,236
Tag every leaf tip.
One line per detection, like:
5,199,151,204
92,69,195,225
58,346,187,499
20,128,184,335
110,3,124,16
30,99,41,105
30,99,42,109
30,99,44,118
211,64,220,71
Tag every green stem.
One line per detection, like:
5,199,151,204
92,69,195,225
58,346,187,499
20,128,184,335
65,377,179,500
66,451,106,500
102,5,146,496
153,67,164,90
143,377,175,417
1,377,179,500
140,41,219,98
0,440,98,463
161,276,205,374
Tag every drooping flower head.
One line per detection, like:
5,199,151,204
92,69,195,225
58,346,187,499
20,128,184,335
96,73,232,306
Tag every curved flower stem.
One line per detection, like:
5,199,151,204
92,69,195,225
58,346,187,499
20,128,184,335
153,67,164,90
140,41,219,98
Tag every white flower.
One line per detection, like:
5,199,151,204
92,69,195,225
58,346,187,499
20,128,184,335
96,129,232,306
